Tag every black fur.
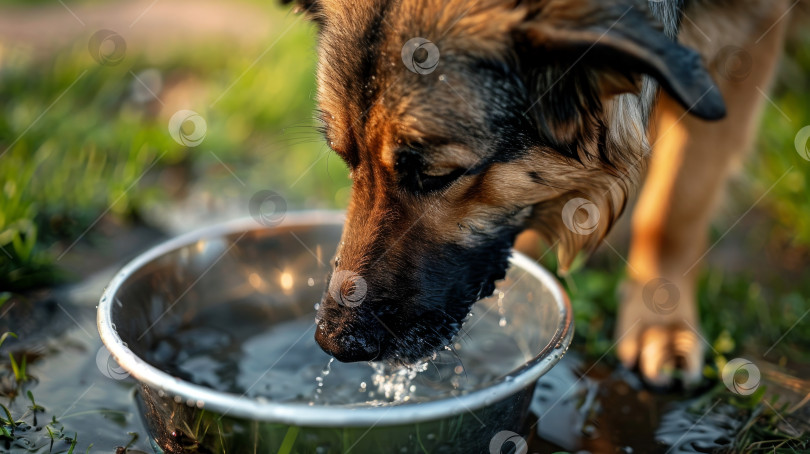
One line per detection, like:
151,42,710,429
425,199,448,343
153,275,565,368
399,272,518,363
316,219,522,364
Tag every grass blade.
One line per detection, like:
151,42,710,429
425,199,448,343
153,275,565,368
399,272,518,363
277,426,300,454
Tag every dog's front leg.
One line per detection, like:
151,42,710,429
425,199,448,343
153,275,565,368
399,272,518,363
617,3,790,386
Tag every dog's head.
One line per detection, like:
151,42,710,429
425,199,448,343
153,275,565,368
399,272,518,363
284,0,724,363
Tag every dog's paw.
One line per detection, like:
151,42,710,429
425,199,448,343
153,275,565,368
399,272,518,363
615,278,705,388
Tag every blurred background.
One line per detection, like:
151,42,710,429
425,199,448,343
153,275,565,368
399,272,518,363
0,0,808,452
0,0,352,292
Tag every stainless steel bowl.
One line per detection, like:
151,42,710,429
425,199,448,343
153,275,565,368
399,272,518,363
98,211,573,453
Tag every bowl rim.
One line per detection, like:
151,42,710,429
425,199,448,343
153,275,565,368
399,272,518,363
98,210,573,427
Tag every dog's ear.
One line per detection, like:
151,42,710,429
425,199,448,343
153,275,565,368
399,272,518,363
514,1,726,131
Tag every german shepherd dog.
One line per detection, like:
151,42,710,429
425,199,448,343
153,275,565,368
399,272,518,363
282,0,799,387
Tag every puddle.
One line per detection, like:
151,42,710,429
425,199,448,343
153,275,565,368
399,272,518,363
526,354,754,453
0,297,151,453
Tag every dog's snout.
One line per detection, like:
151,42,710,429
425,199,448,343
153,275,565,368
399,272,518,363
315,304,383,362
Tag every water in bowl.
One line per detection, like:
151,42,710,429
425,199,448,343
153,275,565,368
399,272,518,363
147,288,539,407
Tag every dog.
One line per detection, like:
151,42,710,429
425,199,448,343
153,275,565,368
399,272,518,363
281,0,799,387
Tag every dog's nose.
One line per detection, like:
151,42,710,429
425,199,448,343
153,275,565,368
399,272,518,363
315,319,382,362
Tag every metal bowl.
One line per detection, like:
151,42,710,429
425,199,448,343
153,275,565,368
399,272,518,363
98,211,573,453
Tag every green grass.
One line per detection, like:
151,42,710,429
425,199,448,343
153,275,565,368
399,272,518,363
0,6,350,291
0,332,27,386
749,35,810,247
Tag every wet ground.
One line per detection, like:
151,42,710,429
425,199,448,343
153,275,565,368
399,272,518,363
527,354,809,453
1,291,152,453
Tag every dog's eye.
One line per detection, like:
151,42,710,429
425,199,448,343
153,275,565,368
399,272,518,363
395,149,465,194
417,168,466,193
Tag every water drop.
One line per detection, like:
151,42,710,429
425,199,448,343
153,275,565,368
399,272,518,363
323,358,334,375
